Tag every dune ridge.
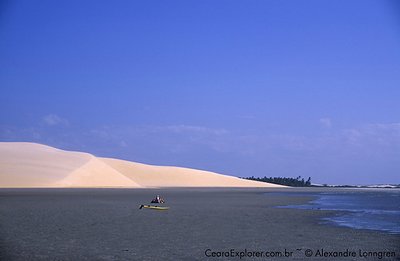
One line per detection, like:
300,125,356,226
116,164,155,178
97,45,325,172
100,158,281,188
0,142,284,188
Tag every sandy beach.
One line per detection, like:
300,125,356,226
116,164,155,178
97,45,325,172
0,188,398,260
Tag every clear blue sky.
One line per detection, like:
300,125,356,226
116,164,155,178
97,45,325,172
1,0,399,184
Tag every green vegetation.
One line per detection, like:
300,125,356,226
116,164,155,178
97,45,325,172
244,176,312,187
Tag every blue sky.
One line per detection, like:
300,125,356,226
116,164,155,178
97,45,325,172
1,0,399,184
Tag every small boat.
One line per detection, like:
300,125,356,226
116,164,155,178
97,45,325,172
139,204,169,210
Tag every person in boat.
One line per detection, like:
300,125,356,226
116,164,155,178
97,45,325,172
151,195,165,203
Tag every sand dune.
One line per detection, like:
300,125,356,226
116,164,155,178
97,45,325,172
53,157,141,188
0,143,139,188
101,158,281,188
0,142,283,188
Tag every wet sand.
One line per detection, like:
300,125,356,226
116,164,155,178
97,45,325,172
0,188,399,260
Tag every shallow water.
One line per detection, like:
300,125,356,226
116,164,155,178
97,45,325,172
1,188,398,260
274,190,400,234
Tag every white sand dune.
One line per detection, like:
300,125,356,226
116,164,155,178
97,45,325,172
0,143,139,188
101,158,282,188
0,142,283,188
53,157,141,188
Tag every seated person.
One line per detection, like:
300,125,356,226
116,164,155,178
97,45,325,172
151,195,165,203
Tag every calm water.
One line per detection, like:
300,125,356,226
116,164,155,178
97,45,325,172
274,190,400,234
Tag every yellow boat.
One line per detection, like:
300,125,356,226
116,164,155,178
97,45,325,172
139,204,169,210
